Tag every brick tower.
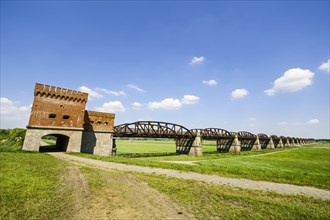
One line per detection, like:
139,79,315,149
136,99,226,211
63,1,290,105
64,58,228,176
22,83,115,156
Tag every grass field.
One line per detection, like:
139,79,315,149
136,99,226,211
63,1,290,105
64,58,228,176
115,139,216,154
135,172,330,219
1,151,329,220
0,152,73,219
1,139,329,219
74,140,330,190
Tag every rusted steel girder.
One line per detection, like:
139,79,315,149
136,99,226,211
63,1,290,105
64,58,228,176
270,135,280,148
238,131,257,151
258,133,270,149
280,136,287,145
114,121,195,154
114,121,194,139
191,128,235,153
204,128,234,153
287,136,293,145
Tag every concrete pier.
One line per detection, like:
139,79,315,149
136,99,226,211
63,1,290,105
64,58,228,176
189,131,203,156
267,137,275,149
229,134,241,154
252,136,261,151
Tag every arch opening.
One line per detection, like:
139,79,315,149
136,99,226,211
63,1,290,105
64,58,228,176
39,134,69,152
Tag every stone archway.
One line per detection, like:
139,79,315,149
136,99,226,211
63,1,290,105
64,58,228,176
23,128,83,153
39,134,70,152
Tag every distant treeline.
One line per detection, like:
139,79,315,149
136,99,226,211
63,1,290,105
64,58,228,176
316,139,330,143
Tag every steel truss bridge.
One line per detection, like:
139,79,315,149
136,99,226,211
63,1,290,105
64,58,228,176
113,120,315,154
191,128,234,153
114,121,195,154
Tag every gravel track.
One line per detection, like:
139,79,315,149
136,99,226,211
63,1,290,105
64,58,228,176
50,152,330,200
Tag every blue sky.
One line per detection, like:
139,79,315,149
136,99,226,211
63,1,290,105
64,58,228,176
1,1,329,138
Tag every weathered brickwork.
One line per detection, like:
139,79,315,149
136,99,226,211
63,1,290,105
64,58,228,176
84,110,115,132
23,83,115,156
28,83,88,128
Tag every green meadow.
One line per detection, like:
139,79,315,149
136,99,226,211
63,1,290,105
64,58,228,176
1,131,329,219
75,140,330,190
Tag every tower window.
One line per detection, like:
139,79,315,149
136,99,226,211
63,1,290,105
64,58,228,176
49,114,56,118
63,115,70,119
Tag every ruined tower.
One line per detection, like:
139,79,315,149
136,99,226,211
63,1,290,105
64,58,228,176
22,83,115,156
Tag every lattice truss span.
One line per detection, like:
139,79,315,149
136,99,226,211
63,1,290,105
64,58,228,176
191,128,234,153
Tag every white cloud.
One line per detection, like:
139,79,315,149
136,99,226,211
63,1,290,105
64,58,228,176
231,89,248,99
0,97,31,128
127,84,145,93
319,59,330,73
148,98,182,110
95,88,125,96
307,119,320,124
148,95,200,110
181,95,200,104
1,97,14,106
190,56,205,65
264,68,314,96
95,101,126,113
202,80,217,86
249,117,256,121
78,86,103,99
132,102,142,110
278,121,289,126
0,98,30,115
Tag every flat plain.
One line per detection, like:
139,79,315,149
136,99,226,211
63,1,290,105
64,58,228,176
1,134,329,219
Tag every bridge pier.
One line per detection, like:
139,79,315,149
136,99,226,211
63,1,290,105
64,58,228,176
189,131,203,156
252,136,261,151
229,134,241,154
294,139,301,147
267,137,275,149
277,138,284,148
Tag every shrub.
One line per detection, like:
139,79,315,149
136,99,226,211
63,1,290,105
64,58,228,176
0,128,26,152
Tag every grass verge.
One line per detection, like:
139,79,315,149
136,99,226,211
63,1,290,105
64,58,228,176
0,152,73,219
71,143,330,190
135,172,330,219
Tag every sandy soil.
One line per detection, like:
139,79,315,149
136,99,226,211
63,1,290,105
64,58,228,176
60,160,194,220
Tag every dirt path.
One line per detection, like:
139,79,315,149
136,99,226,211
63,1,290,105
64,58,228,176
50,152,330,200
59,159,194,219
61,166,90,220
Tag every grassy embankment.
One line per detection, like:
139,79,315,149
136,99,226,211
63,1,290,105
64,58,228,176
73,139,330,190
0,128,26,152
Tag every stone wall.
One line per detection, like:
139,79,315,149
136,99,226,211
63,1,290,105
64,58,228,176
22,127,83,152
